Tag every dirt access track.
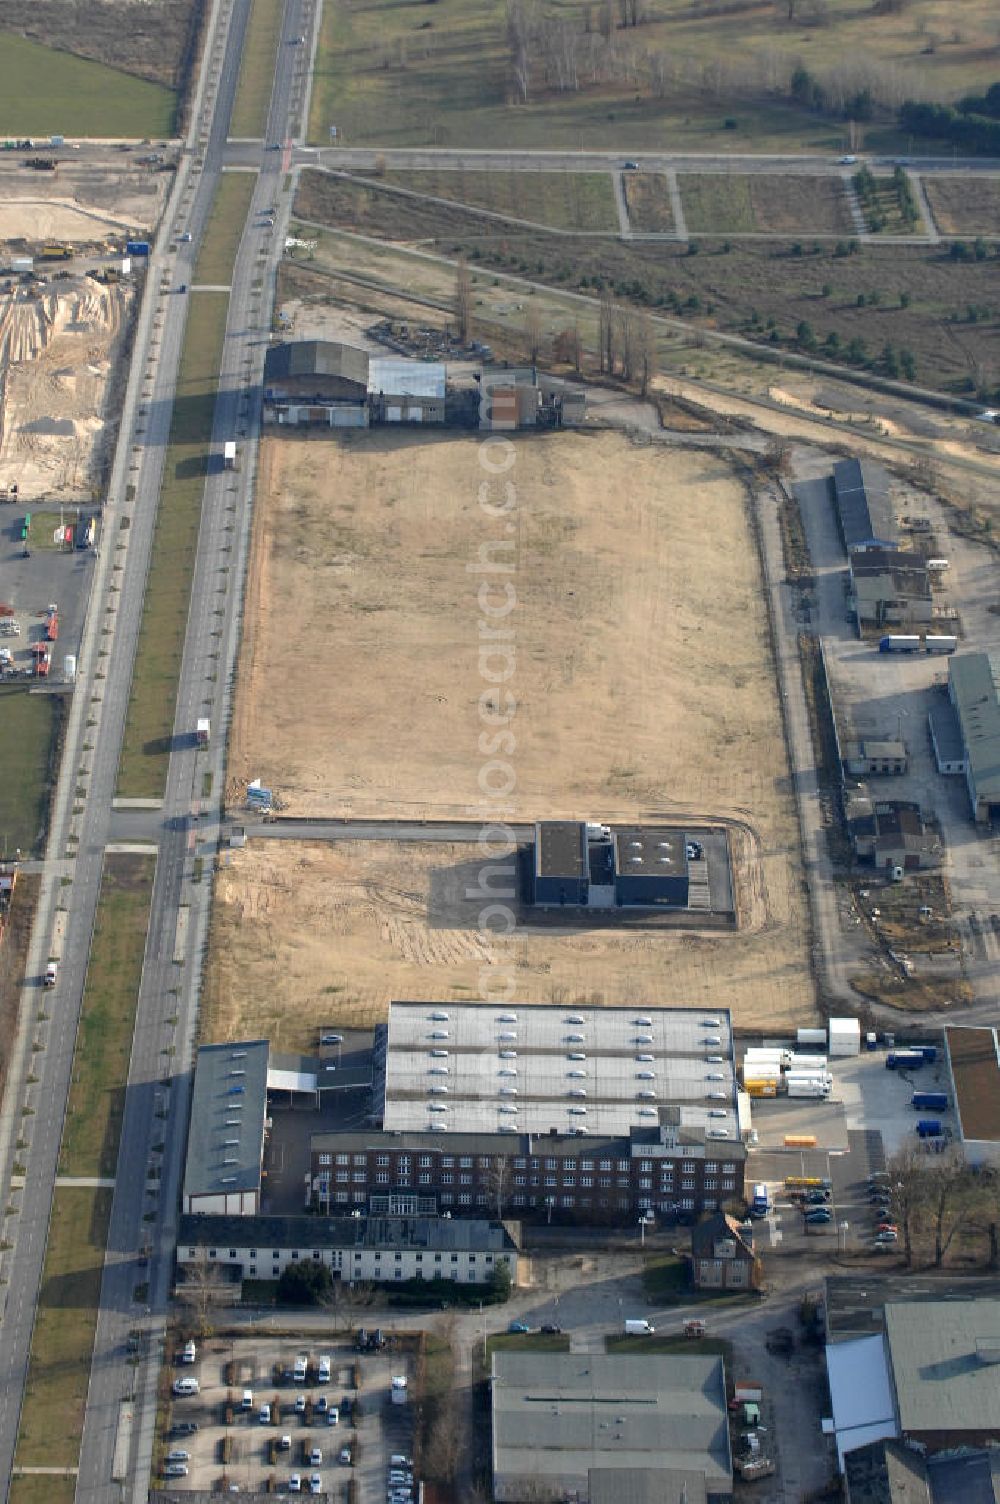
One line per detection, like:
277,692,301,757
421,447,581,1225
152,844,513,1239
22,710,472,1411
216,428,814,1035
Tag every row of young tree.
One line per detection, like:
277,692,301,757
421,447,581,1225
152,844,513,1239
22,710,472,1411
899,94,1000,156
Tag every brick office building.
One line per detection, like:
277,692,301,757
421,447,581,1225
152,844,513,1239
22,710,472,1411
306,1002,746,1225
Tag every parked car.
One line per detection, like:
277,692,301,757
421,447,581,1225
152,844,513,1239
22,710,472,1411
288,1475,301,1493
508,1320,530,1333
309,1448,322,1467
804,1209,833,1225
314,1396,328,1415
164,1464,189,1478
540,1324,562,1335
317,1355,331,1382
804,1191,831,1205
623,160,639,169
309,1475,322,1494
172,1422,198,1436
339,1447,352,1465
172,1377,199,1396
294,1395,306,1414
181,1339,197,1364
166,1450,190,1463
875,1230,898,1244
279,1435,292,1450
259,1403,271,1425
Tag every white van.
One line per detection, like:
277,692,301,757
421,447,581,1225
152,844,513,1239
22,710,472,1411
624,1318,655,1335
181,1340,197,1364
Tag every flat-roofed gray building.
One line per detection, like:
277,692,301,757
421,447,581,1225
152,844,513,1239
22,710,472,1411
948,653,1000,823
529,821,691,910
376,1000,738,1141
849,547,931,628
367,355,445,422
491,1351,732,1503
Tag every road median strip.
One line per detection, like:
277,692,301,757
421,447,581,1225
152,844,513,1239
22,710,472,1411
118,173,255,798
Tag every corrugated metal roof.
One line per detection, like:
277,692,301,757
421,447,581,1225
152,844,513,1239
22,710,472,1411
826,1334,897,1469
950,653,1000,803
368,356,445,398
264,340,369,387
833,458,897,551
183,1041,270,1200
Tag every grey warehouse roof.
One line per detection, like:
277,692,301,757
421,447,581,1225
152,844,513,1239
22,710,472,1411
378,1001,739,1139
589,1469,708,1504
950,653,1000,803
885,1299,1000,1436
834,458,897,551
183,1040,269,1200
263,339,369,388
491,1352,731,1489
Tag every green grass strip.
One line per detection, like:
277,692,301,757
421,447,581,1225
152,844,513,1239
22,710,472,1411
194,172,256,285
0,689,60,857
0,33,174,137
117,292,229,796
230,0,285,139
14,1187,114,1468
59,855,155,1178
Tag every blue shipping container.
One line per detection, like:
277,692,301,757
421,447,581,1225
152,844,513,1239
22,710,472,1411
912,1092,948,1111
886,1052,926,1070
125,240,150,256
916,1119,942,1137
919,1046,937,1063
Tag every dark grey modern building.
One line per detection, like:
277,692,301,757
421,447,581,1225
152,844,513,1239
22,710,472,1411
529,821,691,909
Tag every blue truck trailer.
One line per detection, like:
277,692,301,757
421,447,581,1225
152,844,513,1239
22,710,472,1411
886,1051,926,1070
916,1119,943,1138
911,1092,948,1111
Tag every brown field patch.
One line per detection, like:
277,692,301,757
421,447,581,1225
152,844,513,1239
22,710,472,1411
922,175,1000,236
205,836,815,1044
622,172,675,234
220,427,813,1034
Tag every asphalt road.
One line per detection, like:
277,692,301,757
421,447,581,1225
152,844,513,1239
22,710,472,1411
309,146,1000,176
0,0,312,1499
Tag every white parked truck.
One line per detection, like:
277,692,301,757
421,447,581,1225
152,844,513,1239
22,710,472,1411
785,1075,831,1098
196,718,210,747
624,1318,655,1335
224,440,237,470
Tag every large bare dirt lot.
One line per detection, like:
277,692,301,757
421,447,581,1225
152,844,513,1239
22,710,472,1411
206,835,813,1047
218,428,813,1034
0,156,169,242
0,279,133,499
233,430,791,823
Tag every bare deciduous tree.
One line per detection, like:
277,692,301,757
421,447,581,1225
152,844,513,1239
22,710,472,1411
637,311,657,396
524,304,545,363
455,260,473,344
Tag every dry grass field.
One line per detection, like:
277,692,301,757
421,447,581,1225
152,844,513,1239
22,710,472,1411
205,834,814,1046
678,174,852,235
217,428,814,1034
622,172,675,233
375,169,618,231
922,176,1000,235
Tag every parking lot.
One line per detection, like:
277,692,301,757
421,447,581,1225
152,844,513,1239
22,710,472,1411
747,1040,955,1254
163,1332,416,1501
1,504,99,681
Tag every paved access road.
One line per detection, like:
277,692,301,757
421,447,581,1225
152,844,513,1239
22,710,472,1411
309,145,1000,177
